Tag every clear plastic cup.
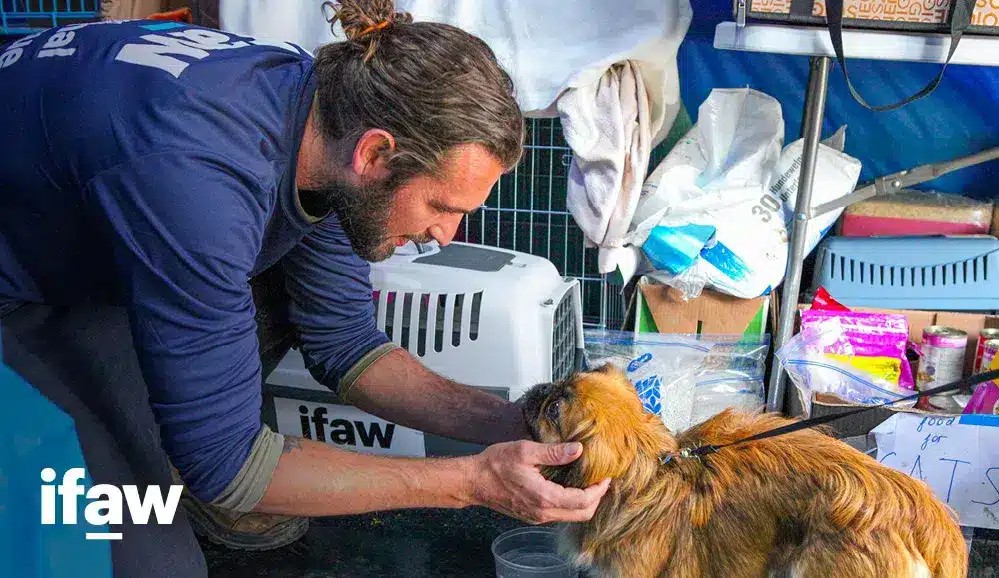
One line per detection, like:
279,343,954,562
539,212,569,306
491,526,578,578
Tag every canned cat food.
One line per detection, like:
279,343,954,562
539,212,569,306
975,329,999,373
981,339,999,375
916,326,968,394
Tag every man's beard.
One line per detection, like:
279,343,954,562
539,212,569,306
300,179,398,262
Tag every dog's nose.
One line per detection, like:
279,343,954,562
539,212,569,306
526,381,553,399
520,382,553,419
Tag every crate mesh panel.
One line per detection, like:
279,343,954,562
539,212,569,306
1,1,101,35
459,118,627,329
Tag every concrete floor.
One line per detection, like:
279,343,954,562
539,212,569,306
202,508,520,578
202,508,998,577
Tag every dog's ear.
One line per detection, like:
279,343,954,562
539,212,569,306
576,422,641,486
546,416,641,488
597,362,623,376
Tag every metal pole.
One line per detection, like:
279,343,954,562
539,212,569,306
766,56,832,414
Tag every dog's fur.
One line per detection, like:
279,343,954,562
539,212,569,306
521,364,967,578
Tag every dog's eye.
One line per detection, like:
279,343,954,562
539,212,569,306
545,400,561,422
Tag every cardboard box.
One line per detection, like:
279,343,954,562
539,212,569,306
634,277,772,337
807,392,930,438
788,305,999,432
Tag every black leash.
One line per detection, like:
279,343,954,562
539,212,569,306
661,368,999,464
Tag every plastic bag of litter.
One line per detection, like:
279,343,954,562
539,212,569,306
625,88,862,299
582,330,709,433
775,316,917,417
690,335,770,425
582,331,770,432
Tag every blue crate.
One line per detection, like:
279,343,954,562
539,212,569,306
809,235,999,312
1,1,101,36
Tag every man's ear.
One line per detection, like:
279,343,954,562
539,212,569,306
352,128,395,181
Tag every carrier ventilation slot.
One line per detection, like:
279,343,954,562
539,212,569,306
373,290,483,357
825,252,983,288
551,291,578,383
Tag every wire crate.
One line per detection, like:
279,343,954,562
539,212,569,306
1,0,101,36
459,116,687,330
457,118,626,329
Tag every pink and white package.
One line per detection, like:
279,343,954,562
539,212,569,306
799,309,915,390
964,382,999,415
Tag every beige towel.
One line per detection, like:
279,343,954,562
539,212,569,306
558,61,655,276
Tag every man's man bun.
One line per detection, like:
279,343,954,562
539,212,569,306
323,0,414,63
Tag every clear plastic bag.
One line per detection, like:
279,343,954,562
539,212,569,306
775,317,917,417
583,330,769,432
692,335,770,424
841,189,994,237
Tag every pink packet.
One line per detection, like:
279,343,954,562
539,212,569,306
800,309,915,390
965,381,999,415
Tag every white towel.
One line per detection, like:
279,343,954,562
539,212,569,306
218,1,330,54
393,0,691,119
558,61,653,276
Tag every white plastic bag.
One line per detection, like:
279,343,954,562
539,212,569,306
625,88,862,299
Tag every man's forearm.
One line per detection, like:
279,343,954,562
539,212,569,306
342,347,530,446
254,435,472,516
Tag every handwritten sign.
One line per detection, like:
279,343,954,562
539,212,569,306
873,413,999,529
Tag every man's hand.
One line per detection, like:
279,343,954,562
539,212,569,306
464,440,611,524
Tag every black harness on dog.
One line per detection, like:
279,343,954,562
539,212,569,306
660,368,999,465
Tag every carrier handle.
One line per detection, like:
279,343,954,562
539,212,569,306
819,0,977,112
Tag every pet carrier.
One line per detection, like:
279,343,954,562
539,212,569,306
263,240,585,457
810,235,999,312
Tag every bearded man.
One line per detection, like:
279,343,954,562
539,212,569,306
0,3,608,577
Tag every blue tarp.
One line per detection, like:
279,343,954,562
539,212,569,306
0,362,112,578
679,0,999,200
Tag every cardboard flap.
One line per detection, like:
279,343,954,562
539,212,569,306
639,282,769,334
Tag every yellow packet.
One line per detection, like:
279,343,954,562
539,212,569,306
825,354,902,386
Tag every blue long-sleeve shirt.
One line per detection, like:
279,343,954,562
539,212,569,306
0,20,391,501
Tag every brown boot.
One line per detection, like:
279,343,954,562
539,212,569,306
171,467,308,551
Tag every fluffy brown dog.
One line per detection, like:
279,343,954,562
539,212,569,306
520,364,968,578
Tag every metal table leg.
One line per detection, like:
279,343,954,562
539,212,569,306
766,56,833,414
